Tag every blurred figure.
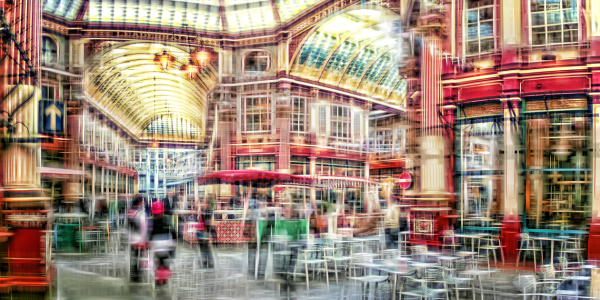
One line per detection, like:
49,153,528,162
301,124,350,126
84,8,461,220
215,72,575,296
195,207,212,268
354,214,379,237
128,194,147,283
150,201,175,285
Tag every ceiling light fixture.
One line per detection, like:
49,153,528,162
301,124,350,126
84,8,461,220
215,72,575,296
154,49,176,71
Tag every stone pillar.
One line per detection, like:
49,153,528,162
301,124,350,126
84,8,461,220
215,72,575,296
588,81,600,261
589,0,600,58
500,97,521,262
500,0,521,67
420,37,446,194
501,98,521,217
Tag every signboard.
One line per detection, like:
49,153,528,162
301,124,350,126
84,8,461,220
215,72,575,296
39,100,65,134
397,173,413,189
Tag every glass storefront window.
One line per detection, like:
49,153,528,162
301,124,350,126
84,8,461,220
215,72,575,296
523,112,591,230
459,118,504,225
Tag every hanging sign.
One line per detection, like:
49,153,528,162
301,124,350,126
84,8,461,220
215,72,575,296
397,173,413,190
39,100,65,134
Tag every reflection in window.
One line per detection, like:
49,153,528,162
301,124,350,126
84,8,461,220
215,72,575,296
42,36,58,64
244,51,270,73
530,0,578,46
465,0,495,55
244,96,270,132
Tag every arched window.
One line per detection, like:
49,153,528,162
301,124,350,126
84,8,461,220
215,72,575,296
244,50,270,73
42,36,58,64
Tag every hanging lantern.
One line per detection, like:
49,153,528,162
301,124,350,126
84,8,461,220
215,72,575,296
191,48,212,67
180,58,200,80
154,49,176,70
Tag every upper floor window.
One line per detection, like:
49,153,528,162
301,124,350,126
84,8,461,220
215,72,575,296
244,51,270,73
42,36,58,64
530,0,578,46
42,85,55,100
291,97,307,133
244,96,270,132
465,0,495,56
331,106,350,139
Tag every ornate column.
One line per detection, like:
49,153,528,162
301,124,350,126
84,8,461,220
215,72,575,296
420,37,446,194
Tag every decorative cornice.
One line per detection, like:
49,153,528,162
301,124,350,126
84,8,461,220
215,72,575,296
42,20,69,34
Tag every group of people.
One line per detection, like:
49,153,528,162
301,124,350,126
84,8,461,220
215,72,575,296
128,194,176,284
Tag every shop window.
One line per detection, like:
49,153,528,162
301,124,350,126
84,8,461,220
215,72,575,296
523,112,591,230
464,0,496,55
291,97,307,132
236,155,276,171
530,0,578,46
331,105,350,139
244,96,270,132
460,119,504,223
244,50,270,73
42,36,58,64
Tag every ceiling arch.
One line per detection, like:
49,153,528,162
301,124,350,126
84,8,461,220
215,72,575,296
43,0,327,33
290,5,408,106
83,41,217,142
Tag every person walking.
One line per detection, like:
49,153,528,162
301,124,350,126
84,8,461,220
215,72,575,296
128,194,147,283
150,201,175,285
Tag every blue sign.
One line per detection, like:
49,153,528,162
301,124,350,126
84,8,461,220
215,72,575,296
39,100,65,134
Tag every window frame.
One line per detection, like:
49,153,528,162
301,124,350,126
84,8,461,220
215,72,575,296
41,35,58,65
330,105,351,140
41,85,56,100
463,0,497,57
243,50,271,74
243,95,271,133
528,0,580,47
290,96,307,133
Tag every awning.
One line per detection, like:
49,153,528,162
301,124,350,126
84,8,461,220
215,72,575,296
38,167,86,175
200,170,311,187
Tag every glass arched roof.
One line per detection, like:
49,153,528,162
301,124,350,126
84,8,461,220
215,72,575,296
83,42,217,142
43,0,326,32
291,7,407,105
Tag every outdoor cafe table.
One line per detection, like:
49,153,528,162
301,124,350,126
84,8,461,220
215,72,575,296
461,269,496,300
531,236,564,264
355,261,415,300
353,236,382,254
454,233,489,252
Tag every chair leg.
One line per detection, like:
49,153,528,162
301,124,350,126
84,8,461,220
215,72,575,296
334,261,339,284
516,249,521,267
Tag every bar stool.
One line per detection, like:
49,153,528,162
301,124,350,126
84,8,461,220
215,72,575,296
516,233,544,269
